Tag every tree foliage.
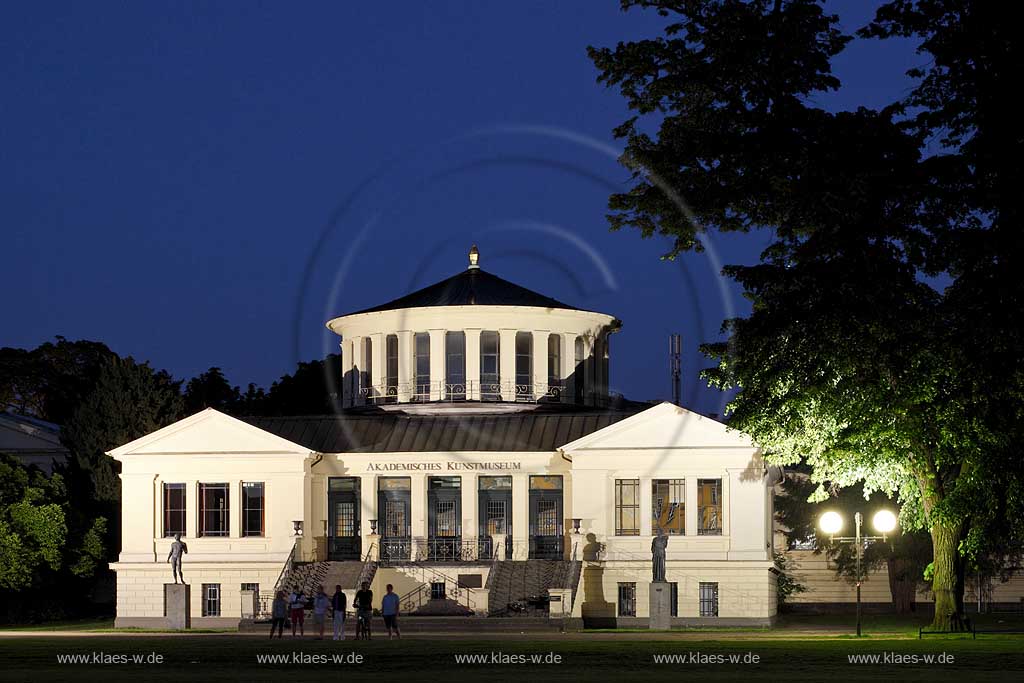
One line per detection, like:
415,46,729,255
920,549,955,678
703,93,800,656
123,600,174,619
0,456,68,591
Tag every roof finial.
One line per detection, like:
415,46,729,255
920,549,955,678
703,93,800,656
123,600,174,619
468,244,480,270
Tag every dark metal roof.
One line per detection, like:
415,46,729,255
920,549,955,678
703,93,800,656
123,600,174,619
341,268,580,316
242,406,647,453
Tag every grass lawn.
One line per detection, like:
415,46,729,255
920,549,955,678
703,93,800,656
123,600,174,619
1,634,1022,682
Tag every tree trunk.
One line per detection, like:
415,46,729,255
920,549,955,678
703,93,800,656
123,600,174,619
887,556,917,614
929,520,963,630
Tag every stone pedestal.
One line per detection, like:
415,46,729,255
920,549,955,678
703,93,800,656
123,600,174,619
240,589,257,619
649,581,671,630
165,583,191,630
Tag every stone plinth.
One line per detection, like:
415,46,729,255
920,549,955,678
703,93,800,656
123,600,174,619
164,583,191,630
649,581,671,630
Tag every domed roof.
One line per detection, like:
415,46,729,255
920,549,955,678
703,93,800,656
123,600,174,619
341,247,582,316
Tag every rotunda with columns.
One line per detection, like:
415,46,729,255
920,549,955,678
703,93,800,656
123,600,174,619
328,246,620,411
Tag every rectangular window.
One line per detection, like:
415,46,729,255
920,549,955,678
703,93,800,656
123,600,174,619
697,479,722,536
480,331,500,400
574,336,585,404
515,331,532,400
670,582,678,617
652,479,685,535
199,483,229,537
529,475,562,490
163,483,186,537
385,334,398,403
241,482,264,537
699,582,719,617
202,583,221,617
431,582,446,600
445,331,466,400
615,479,640,536
414,332,430,401
547,334,561,398
617,582,636,617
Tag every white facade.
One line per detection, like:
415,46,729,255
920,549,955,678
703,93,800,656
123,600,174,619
108,251,777,628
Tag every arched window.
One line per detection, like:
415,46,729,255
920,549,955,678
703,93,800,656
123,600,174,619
574,336,585,404
413,333,430,401
445,331,466,400
385,334,398,403
480,331,500,401
547,334,561,400
515,332,533,401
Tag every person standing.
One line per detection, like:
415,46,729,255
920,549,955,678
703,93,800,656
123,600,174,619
353,581,373,640
381,584,401,640
312,586,330,640
269,590,287,639
288,589,306,637
331,584,347,641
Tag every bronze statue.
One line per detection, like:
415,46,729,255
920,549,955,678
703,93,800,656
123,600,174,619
168,533,188,583
651,528,668,583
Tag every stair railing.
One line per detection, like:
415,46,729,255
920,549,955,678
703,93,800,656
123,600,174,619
356,542,377,587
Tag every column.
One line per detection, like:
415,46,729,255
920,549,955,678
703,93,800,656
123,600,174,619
397,330,413,402
186,479,198,540
370,332,384,403
640,477,653,537
359,474,378,558
429,328,446,401
461,474,476,557
465,328,481,401
230,480,242,538
560,332,575,404
532,330,549,400
411,474,427,541
512,473,530,553
499,329,517,401
350,335,364,407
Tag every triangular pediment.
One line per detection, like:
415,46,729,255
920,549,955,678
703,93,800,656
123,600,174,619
560,402,755,452
107,408,311,458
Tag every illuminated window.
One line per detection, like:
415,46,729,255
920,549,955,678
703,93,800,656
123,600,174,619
615,479,640,536
163,483,186,537
652,479,685,535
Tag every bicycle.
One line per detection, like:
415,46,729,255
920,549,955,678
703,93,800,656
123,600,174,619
356,609,372,640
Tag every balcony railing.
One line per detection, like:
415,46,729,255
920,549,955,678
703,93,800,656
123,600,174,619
358,380,565,404
375,535,571,565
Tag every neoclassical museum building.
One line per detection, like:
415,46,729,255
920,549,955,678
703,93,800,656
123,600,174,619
109,248,777,628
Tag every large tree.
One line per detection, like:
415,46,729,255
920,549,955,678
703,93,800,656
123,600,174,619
589,0,1022,629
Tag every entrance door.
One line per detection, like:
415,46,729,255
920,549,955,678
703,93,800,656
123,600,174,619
327,477,361,560
529,475,564,559
378,477,411,562
478,476,512,559
427,476,461,560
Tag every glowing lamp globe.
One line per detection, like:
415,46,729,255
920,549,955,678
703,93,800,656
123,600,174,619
819,511,843,535
873,510,897,534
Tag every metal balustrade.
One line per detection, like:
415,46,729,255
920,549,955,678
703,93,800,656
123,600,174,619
357,380,566,405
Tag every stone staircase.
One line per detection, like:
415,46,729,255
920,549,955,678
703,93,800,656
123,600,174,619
486,560,582,617
279,561,376,597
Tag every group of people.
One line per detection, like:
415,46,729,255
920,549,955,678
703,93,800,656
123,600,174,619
269,581,401,640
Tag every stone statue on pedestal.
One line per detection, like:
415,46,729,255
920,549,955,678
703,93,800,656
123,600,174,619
651,528,668,583
168,533,188,584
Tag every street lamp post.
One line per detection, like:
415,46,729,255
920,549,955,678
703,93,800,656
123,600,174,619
819,509,897,637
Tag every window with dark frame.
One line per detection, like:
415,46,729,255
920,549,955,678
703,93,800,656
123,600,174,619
199,483,229,537
515,331,532,400
480,331,500,400
615,479,640,536
574,336,585,403
241,482,264,537
202,583,221,617
617,582,636,617
697,479,722,535
413,332,430,400
699,582,719,617
445,331,466,400
385,334,398,403
547,333,561,394
430,581,445,600
652,479,685,535
163,483,186,537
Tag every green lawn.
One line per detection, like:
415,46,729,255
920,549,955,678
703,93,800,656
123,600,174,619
1,635,1022,682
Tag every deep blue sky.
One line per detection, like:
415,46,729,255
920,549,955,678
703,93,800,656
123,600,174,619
2,1,921,415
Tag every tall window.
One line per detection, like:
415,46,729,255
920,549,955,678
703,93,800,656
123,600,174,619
617,582,636,617
199,483,229,537
480,331,500,401
653,479,685,535
202,584,221,617
614,479,640,536
574,336,585,404
699,582,719,617
602,335,610,397
445,331,466,400
515,331,532,400
241,482,264,537
413,332,430,401
385,334,398,403
361,337,373,401
698,479,722,535
163,483,186,537
547,334,561,398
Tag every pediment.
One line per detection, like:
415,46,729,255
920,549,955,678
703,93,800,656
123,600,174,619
107,408,311,458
